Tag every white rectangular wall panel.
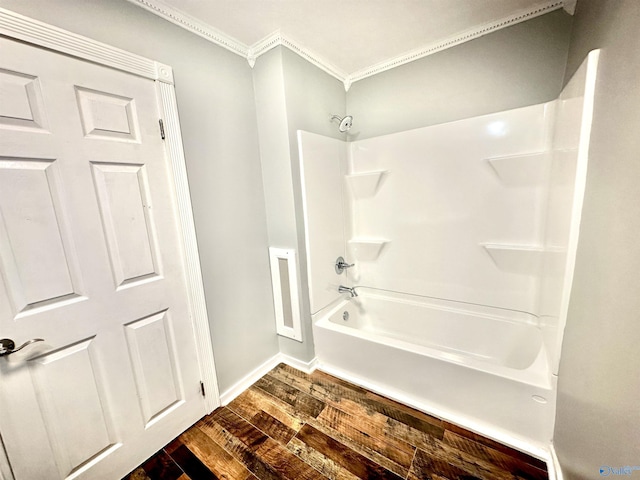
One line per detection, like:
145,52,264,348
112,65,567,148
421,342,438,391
268,247,302,341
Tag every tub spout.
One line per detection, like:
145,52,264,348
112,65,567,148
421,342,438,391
338,285,358,297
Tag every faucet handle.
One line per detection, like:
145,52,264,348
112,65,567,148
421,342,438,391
335,256,354,274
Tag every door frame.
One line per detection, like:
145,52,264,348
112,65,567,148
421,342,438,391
0,7,220,476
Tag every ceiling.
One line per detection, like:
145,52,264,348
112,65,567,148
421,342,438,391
130,0,574,85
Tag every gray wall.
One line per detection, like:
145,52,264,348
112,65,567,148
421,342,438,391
281,47,346,360
346,9,573,139
0,0,279,393
553,1,640,478
252,48,296,249
253,46,346,362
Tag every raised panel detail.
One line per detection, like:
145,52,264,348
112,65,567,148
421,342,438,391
29,338,120,478
91,162,160,288
0,68,48,131
75,87,139,142
125,311,183,426
0,158,82,316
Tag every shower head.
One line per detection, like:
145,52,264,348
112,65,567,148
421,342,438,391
330,114,353,132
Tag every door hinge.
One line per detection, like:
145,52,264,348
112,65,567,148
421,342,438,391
200,381,206,397
159,119,166,140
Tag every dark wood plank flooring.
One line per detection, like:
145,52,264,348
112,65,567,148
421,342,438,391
125,364,548,480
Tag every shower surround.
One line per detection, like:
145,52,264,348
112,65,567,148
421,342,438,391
298,51,598,457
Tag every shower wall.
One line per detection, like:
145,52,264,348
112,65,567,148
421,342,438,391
297,131,348,314
348,104,552,314
537,51,597,374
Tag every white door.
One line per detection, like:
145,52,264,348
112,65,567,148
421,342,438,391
0,36,208,479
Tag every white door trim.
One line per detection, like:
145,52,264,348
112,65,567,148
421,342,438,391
0,4,219,459
156,82,221,411
0,8,174,85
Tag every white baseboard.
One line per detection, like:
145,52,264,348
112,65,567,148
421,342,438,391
219,354,282,405
219,353,318,405
278,353,319,374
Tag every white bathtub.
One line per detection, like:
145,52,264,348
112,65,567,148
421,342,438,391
312,289,556,455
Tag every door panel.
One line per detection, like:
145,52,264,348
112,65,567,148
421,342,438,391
91,161,160,287
0,36,207,479
75,87,139,142
0,157,81,313
0,68,48,131
124,310,184,426
28,338,119,478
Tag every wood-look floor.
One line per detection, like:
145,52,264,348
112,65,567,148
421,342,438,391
125,364,548,480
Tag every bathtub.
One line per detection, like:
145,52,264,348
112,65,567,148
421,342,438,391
312,288,556,455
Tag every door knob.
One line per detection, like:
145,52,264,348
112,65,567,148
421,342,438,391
0,338,44,356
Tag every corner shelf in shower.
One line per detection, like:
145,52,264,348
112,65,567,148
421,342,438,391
481,243,544,274
487,152,550,186
348,238,389,260
346,170,388,198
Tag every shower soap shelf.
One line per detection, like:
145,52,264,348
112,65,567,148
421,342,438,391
487,152,550,186
481,243,545,274
348,239,388,260
346,170,388,198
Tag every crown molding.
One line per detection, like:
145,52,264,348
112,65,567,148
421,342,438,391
248,30,282,65
128,0,248,57
127,0,571,91
248,31,348,85
562,0,577,15
279,34,349,85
